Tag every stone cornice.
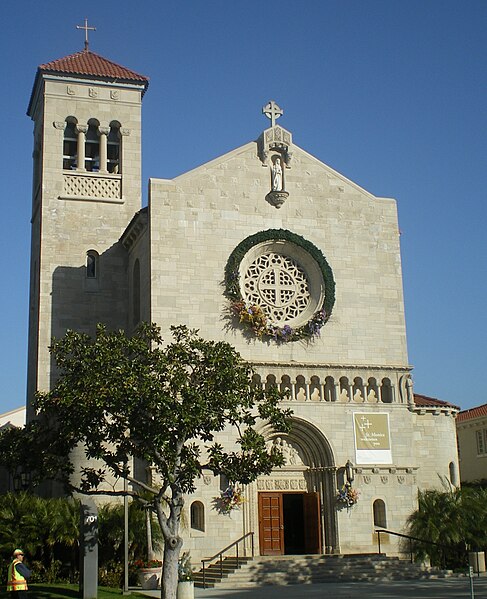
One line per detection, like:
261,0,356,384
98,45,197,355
120,208,148,250
411,405,459,416
250,360,412,372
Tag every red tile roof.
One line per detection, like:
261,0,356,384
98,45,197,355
28,49,149,115
457,403,487,423
38,49,149,86
413,393,460,410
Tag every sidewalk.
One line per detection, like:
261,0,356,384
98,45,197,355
139,575,487,599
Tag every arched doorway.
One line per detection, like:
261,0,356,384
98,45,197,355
256,417,338,555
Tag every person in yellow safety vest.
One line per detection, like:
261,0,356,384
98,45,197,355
7,549,31,598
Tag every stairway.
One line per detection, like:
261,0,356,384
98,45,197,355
194,554,453,589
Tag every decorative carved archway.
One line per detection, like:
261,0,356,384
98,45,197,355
256,417,339,554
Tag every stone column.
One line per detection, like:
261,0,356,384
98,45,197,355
320,381,326,402
119,128,131,174
290,379,296,401
98,126,109,173
333,382,340,403
76,124,87,171
305,378,310,402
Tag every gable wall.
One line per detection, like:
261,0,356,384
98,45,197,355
149,142,408,367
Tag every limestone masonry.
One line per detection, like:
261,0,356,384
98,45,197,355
26,46,459,561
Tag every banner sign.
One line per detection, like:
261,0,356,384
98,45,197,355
353,413,392,464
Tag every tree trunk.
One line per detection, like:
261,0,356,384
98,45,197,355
161,536,183,599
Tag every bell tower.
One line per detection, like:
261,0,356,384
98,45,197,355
26,39,149,419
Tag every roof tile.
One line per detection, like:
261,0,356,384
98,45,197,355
413,393,460,410
39,50,149,86
457,403,487,423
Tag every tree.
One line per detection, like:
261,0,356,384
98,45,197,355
0,493,79,583
11,323,291,599
406,486,487,569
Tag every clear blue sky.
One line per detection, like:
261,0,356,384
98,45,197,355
1,1,485,413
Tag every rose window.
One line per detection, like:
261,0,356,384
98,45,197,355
242,253,311,325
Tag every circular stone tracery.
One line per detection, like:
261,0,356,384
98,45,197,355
242,252,310,325
225,229,335,342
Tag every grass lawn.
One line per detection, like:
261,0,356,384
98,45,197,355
0,584,145,599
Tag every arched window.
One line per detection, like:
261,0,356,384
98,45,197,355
367,378,379,402
107,121,121,173
373,499,387,528
449,461,458,486
309,376,320,401
133,259,140,326
190,501,205,532
280,375,292,398
85,119,100,171
63,118,78,170
86,250,99,279
325,376,335,402
381,379,393,403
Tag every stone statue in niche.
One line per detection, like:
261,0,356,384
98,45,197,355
353,389,363,402
272,157,283,191
339,388,349,402
406,377,414,403
367,388,377,402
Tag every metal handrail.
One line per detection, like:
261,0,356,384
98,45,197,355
201,531,254,589
375,528,449,563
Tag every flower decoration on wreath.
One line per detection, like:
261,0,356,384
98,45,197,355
212,485,245,515
224,229,335,343
336,483,360,509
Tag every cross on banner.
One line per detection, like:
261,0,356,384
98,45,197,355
360,416,372,430
76,18,96,51
262,100,283,128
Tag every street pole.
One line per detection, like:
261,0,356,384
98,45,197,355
469,565,475,599
123,476,129,594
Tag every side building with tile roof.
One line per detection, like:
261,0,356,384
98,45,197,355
456,403,487,484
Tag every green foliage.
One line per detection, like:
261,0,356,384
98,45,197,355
98,501,162,566
406,486,487,569
0,493,162,586
4,323,291,599
98,562,124,588
0,493,79,584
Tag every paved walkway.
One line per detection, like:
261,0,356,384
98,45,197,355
139,575,487,599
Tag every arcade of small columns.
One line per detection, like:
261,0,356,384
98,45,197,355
251,365,413,405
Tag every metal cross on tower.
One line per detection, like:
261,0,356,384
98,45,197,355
262,100,283,128
76,18,96,51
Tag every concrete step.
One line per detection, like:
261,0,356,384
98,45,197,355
195,554,454,589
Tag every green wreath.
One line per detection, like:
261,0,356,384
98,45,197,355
224,229,335,342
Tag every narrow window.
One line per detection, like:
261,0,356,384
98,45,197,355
476,430,485,455
85,120,100,171
133,259,140,326
107,121,121,173
190,501,205,532
63,119,78,170
449,462,458,486
373,499,387,528
86,250,99,279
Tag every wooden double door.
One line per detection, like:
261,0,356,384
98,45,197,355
258,492,322,555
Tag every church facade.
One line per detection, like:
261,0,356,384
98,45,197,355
26,46,459,561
